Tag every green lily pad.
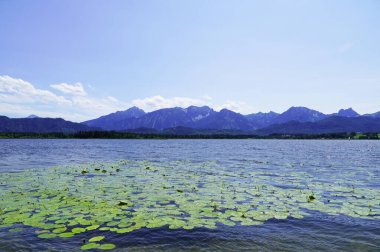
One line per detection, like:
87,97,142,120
38,233,57,239
86,225,100,231
99,227,110,231
72,227,86,234
81,243,100,250
98,243,116,250
89,236,105,242
52,227,67,233
59,232,75,238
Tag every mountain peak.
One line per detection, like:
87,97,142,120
82,106,145,128
282,106,323,115
186,106,214,113
113,106,145,116
287,106,312,112
26,114,40,119
337,108,359,117
125,106,145,113
274,106,326,124
129,106,142,110
219,108,240,115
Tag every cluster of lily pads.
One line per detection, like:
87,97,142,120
0,160,379,250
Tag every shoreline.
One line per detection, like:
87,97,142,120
0,131,379,140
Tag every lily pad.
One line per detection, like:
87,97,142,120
98,243,116,250
89,236,105,242
81,243,100,250
86,225,100,231
59,232,75,238
38,233,57,239
72,227,86,234
52,227,67,233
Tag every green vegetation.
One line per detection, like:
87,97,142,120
0,131,379,139
89,236,105,242
355,132,380,139
0,160,379,250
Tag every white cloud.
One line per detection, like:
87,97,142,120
202,95,213,101
50,82,87,96
0,75,127,121
106,96,119,103
215,100,255,114
131,95,212,112
338,42,354,53
0,75,254,122
0,75,71,106
0,102,82,120
131,95,254,114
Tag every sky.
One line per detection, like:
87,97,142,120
1,0,380,122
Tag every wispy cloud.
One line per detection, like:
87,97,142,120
0,75,126,121
215,100,255,114
338,42,354,53
0,75,253,121
50,82,87,96
131,95,212,112
131,96,255,114
0,75,71,106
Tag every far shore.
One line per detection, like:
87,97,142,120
0,131,379,140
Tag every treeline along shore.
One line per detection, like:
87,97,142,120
0,131,379,140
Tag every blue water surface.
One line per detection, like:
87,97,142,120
0,139,379,251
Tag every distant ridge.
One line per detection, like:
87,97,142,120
2,106,380,135
254,116,380,135
0,116,98,133
364,111,380,118
245,111,279,128
271,106,327,124
83,106,380,133
83,106,255,131
82,106,145,129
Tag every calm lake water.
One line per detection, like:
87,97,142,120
0,139,379,251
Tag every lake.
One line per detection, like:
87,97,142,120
0,139,379,251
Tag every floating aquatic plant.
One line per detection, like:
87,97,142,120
89,236,105,242
0,160,379,251
99,243,116,250
81,243,100,250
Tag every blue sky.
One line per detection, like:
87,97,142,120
1,0,380,121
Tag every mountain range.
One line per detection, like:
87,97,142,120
254,116,380,135
82,106,380,132
1,106,380,135
0,116,98,133
83,106,255,131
